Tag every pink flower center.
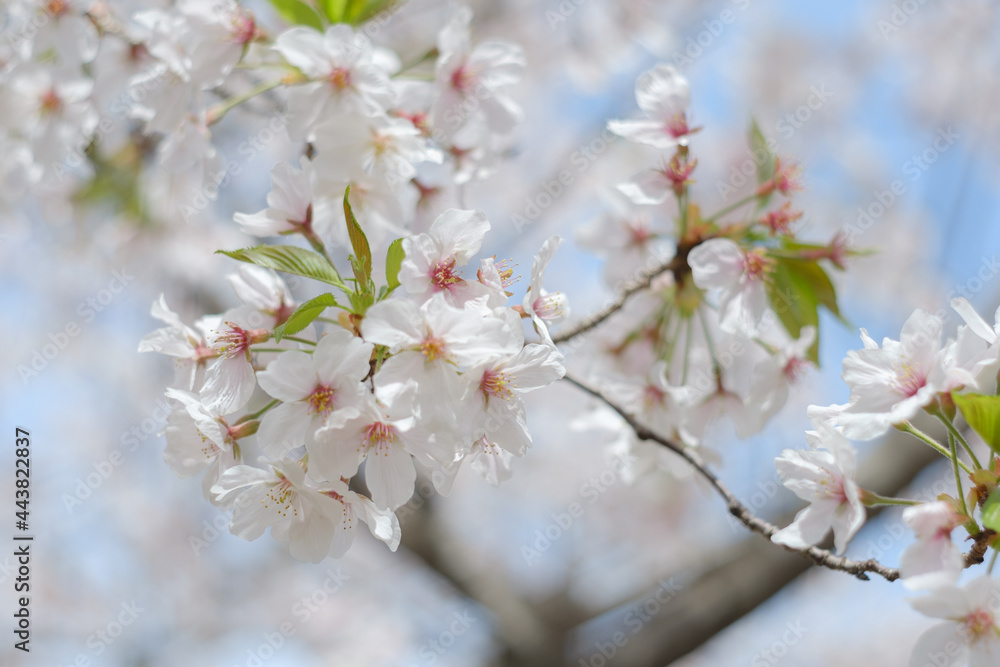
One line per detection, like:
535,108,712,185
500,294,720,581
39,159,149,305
231,11,256,45
215,323,269,360
262,476,298,518
306,385,336,418
532,293,565,320
45,0,69,17
783,357,809,382
643,384,665,408
420,335,448,362
329,67,352,91
40,88,62,115
742,249,771,281
432,256,463,291
450,65,477,94
963,609,996,643
665,112,690,139
893,362,927,397
481,368,515,401
363,422,395,454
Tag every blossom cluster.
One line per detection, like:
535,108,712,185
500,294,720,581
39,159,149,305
129,2,574,562
769,301,1000,662
571,63,846,482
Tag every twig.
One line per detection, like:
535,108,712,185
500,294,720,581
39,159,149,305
551,256,683,345
562,373,901,581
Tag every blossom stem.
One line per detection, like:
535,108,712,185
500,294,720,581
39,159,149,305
284,336,317,346
236,399,280,423
989,548,998,575
859,490,920,507
705,194,756,224
207,79,285,125
950,432,972,519
681,316,693,385
895,422,973,474
251,347,306,354
936,413,983,470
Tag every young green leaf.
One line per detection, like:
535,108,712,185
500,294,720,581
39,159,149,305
319,0,348,22
344,0,392,23
385,237,405,293
765,256,845,363
749,118,776,187
269,0,325,30
217,246,346,289
953,392,1000,455
982,489,1000,533
343,186,372,287
273,293,342,342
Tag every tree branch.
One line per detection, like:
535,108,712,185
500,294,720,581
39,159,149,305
561,373,901,581
551,255,683,345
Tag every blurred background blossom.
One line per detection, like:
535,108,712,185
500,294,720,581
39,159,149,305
3,0,1000,665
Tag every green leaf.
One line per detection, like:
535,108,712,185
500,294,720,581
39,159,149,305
319,0,348,21
982,489,1000,533
273,293,342,341
343,186,372,288
953,392,1000,455
385,238,405,293
217,246,345,289
749,118,776,187
765,257,845,364
269,0,324,30
344,0,392,23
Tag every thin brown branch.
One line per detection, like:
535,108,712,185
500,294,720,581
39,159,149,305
551,256,683,345
562,372,901,582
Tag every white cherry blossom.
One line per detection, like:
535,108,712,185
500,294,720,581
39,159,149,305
771,423,865,555
900,501,965,591
908,577,1000,667
255,329,372,458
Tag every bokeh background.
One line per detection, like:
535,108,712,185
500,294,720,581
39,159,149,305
3,0,1000,665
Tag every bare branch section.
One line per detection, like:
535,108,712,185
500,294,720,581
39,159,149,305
561,373,902,583
551,255,683,345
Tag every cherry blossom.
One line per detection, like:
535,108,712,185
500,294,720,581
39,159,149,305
397,208,490,303
234,157,335,241
771,423,865,554
161,388,241,497
809,309,944,440
432,5,525,140
212,459,399,562
274,25,395,140
522,236,569,346
255,329,372,458
900,501,965,591
909,577,1000,667
607,64,692,149
688,238,770,336
138,294,219,391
